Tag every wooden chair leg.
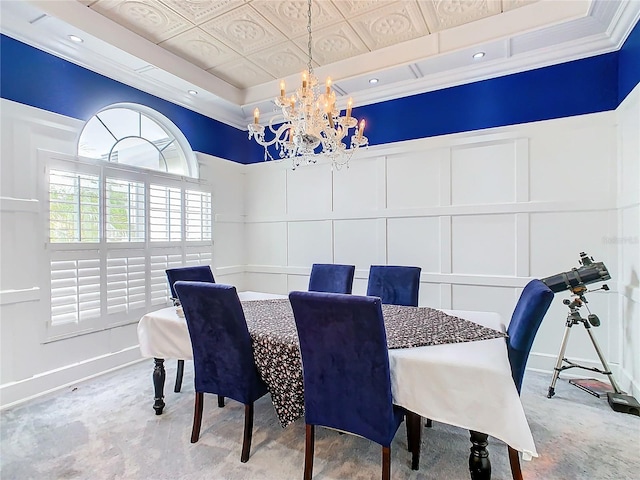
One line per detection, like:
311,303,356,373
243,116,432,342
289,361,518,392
304,424,315,480
174,359,184,393
406,411,421,470
190,392,204,443
382,445,391,480
240,403,254,463
508,446,523,480
217,395,225,408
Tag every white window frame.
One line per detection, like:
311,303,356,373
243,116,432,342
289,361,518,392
40,150,212,342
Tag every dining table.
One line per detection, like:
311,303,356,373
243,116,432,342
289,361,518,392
137,291,538,480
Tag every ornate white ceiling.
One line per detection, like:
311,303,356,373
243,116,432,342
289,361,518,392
78,0,534,89
2,0,639,129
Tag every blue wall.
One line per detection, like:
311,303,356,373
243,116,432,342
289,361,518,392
619,20,640,104
1,22,638,165
0,34,264,163
358,53,619,147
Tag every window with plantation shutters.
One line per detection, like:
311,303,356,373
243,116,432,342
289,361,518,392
43,148,211,341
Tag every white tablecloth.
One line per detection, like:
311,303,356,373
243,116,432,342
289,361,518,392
388,309,537,460
137,291,287,360
137,293,537,460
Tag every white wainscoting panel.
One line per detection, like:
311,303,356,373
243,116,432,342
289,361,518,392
334,218,386,270
245,272,288,293
620,206,640,288
419,282,441,308
333,157,385,213
245,165,287,216
451,141,516,205
386,150,443,209
387,217,440,272
245,222,288,266
529,211,614,279
214,222,245,268
198,153,244,216
616,85,640,396
287,221,333,266
287,273,311,293
451,214,516,275
286,163,333,215
451,284,517,327
529,119,616,203
352,277,369,296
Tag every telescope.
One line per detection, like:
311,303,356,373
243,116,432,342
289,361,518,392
544,252,639,417
541,252,610,294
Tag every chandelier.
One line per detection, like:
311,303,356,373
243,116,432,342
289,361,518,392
247,0,368,170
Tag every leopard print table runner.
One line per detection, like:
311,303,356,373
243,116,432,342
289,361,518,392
241,298,506,428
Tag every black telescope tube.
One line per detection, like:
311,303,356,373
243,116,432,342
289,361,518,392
541,262,611,293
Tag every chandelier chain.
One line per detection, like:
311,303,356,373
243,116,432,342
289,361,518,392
307,0,313,75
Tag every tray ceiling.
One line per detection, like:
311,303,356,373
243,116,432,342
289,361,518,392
2,0,639,128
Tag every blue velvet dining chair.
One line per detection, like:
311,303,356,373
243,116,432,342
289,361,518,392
366,265,422,307
165,265,215,394
174,281,269,463
307,263,355,294
289,291,421,480
166,265,215,303
505,279,554,480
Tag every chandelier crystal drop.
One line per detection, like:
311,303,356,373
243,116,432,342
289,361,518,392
247,0,368,170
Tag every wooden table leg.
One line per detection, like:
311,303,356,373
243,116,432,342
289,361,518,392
153,358,166,415
469,430,491,480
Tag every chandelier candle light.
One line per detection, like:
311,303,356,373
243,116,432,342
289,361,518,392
247,0,368,169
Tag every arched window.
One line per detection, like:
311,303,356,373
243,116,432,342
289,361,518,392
42,104,211,340
77,103,198,177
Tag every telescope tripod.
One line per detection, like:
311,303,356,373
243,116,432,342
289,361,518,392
547,292,622,399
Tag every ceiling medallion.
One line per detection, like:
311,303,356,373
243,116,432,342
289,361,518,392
247,0,368,170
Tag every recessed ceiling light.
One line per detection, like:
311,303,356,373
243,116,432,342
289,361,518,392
369,78,379,85
473,51,485,59
68,34,83,43
188,90,198,96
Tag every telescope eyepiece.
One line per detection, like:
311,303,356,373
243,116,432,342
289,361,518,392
579,252,594,266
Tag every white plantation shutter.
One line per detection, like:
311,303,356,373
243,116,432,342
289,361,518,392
185,247,213,267
50,252,101,327
49,169,100,243
185,190,212,241
106,251,147,315
149,250,183,307
105,178,145,242
44,152,213,340
149,185,182,242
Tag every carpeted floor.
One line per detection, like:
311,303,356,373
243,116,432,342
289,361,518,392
1,360,639,480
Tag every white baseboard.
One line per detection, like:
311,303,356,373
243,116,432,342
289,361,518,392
0,346,144,410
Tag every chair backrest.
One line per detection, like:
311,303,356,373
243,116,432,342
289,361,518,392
174,281,266,404
308,263,355,294
507,279,554,393
166,265,215,300
366,265,422,307
289,291,399,447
